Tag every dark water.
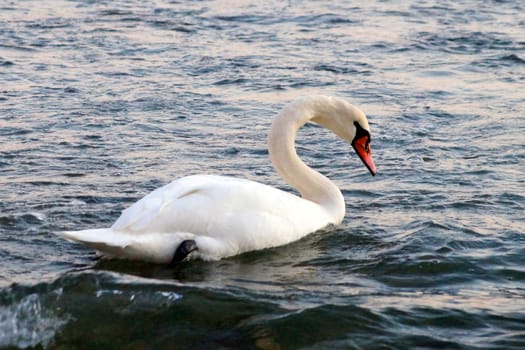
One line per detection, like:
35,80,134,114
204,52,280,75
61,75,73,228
1,0,524,348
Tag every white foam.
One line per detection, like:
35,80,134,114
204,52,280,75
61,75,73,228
0,292,70,348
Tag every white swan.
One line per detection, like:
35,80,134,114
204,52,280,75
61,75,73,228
59,95,376,264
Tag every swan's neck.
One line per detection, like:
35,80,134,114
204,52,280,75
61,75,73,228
268,101,345,223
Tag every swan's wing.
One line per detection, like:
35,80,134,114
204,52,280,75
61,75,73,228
111,175,217,233
111,174,328,240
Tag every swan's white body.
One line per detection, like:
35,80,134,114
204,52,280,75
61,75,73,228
59,95,376,263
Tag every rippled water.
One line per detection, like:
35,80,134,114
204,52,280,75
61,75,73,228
1,0,524,348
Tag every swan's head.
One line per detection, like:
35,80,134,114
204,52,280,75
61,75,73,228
311,96,377,176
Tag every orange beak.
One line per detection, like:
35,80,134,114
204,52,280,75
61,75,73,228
352,135,377,176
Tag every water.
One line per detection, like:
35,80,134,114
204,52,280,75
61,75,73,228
1,0,524,348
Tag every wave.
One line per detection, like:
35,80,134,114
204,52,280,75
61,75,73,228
0,287,69,348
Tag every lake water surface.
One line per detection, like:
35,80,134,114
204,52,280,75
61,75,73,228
1,0,524,348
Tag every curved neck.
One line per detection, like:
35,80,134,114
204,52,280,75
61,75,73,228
267,100,345,223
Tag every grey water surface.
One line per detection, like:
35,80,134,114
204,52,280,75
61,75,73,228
1,0,524,349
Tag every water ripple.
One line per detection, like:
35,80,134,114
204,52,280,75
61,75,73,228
1,0,524,348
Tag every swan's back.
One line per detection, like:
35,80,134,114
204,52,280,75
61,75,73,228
110,175,334,257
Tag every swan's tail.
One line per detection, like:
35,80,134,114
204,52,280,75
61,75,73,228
57,229,186,263
58,229,132,257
